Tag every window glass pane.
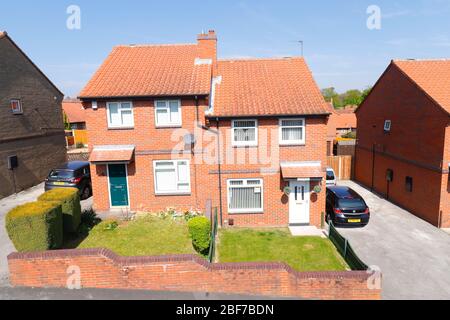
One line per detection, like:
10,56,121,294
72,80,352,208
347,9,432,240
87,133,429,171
156,161,174,168
121,110,133,126
121,102,131,110
156,101,167,108
177,161,189,183
234,128,256,142
282,127,303,141
178,183,190,191
234,120,256,128
108,103,120,125
282,119,303,127
156,108,169,124
229,187,262,210
169,101,180,123
155,168,176,192
229,180,243,186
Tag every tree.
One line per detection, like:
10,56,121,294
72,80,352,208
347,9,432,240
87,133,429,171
63,112,71,130
342,89,363,107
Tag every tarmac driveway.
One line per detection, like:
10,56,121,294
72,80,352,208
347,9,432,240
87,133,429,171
337,180,450,300
0,183,92,286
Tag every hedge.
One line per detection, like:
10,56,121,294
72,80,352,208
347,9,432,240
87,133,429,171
188,217,211,255
38,188,81,233
6,201,63,252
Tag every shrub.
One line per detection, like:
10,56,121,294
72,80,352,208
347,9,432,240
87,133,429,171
6,201,63,252
188,217,211,255
38,188,81,233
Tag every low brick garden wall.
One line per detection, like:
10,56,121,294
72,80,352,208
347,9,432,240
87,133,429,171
8,249,381,300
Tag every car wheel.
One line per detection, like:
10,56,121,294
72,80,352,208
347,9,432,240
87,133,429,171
81,186,91,200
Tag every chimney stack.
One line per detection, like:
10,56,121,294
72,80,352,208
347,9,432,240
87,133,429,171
197,30,217,74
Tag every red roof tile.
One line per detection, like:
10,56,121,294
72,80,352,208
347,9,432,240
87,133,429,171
281,165,324,179
393,59,450,115
89,146,135,163
79,44,212,98
212,57,330,117
62,100,85,123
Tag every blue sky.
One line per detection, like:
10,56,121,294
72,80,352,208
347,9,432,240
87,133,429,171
1,0,450,97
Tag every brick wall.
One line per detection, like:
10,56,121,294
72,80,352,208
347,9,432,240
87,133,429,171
0,34,66,199
8,249,381,300
355,63,450,228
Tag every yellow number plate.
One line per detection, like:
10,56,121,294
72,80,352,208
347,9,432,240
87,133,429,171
54,182,66,186
348,219,361,223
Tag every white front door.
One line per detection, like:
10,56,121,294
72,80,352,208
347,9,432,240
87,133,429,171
289,180,310,225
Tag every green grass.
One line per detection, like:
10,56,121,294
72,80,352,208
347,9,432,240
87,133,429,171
218,228,348,272
78,216,196,256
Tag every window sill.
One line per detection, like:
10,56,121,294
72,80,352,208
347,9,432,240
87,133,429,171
279,143,306,147
108,126,135,130
155,125,183,129
228,210,264,215
232,144,258,148
155,192,191,197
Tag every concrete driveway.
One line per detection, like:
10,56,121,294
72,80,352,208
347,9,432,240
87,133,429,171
0,183,92,286
337,180,450,300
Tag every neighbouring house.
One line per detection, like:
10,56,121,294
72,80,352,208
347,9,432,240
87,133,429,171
0,31,66,199
62,99,88,147
79,31,331,228
62,99,86,129
355,59,450,228
327,104,357,156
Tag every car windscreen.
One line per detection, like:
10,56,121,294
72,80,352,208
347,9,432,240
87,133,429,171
338,198,365,208
49,170,74,179
326,171,335,180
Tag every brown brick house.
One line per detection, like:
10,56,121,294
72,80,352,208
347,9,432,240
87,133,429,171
79,31,331,228
355,59,450,228
0,32,66,199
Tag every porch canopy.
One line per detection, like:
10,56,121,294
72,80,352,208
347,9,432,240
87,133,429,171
281,161,324,180
89,145,135,164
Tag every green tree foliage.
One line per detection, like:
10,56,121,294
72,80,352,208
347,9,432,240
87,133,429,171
322,86,373,110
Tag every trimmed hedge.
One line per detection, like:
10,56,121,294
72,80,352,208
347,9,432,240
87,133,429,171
38,188,81,233
6,201,63,252
188,217,211,255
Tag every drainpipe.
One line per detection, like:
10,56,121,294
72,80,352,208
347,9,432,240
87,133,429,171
194,97,223,227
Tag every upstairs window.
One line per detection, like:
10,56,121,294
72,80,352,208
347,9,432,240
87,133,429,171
107,102,134,128
155,100,182,127
405,176,413,193
11,99,23,114
384,120,392,132
232,120,258,147
279,118,305,145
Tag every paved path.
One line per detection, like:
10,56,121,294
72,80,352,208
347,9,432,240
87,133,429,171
337,181,450,300
0,183,92,286
0,287,295,300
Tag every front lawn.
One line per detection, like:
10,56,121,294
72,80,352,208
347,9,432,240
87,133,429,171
78,215,196,256
218,228,347,272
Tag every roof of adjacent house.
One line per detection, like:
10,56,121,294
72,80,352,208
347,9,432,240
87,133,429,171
211,57,330,117
79,44,212,98
62,100,85,123
393,59,450,115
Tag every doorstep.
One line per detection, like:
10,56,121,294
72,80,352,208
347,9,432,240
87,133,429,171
288,226,326,238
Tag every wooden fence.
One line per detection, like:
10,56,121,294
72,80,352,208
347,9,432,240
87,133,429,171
327,155,353,180
73,130,88,146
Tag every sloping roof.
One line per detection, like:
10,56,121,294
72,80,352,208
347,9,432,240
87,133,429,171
89,145,135,163
211,57,330,117
62,100,85,123
79,44,212,98
0,31,63,96
393,59,450,115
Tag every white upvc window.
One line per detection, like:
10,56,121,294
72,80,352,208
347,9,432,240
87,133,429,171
155,100,182,127
10,99,23,114
384,120,392,132
153,160,191,194
279,118,305,145
227,179,263,214
231,119,258,147
107,102,134,128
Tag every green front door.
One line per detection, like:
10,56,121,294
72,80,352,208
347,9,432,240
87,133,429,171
108,164,129,207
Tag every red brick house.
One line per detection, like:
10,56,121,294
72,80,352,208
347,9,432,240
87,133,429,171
79,31,331,228
355,59,450,228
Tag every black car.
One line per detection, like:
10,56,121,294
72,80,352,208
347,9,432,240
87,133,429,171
45,161,92,199
326,186,370,226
